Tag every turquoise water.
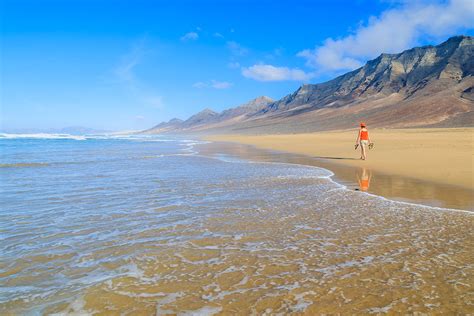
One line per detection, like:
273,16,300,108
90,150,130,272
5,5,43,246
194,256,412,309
1,134,473,314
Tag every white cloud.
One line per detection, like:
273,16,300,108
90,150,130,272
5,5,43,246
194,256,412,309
227,61,241,69
242,64,313,82
144,96,164,108
114,39,146,83
298,0,474,73
214,32,225,39
227,41,248,56
192,81,208,88
192,80,233,89
135,115,145,120
114,56,140,82
210,80,232,89
181,32,199,41
113,38,164,109
265,47,285,60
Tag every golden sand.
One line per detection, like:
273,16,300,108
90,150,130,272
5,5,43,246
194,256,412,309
206,128,474,190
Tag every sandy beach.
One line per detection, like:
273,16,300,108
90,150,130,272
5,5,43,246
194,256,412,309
206,128,474,191
3,135,474,314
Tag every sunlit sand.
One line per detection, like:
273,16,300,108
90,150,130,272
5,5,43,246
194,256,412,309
206,128,474,190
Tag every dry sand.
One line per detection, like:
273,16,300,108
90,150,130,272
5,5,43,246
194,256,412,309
206,128,474,190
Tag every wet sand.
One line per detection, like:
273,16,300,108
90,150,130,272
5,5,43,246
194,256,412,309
205,128,474,210
45,204,474,315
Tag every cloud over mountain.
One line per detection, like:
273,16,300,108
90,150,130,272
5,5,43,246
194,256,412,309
298,0,474,73
242,64,313,82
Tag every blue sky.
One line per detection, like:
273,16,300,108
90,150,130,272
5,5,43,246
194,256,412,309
2,0,473,131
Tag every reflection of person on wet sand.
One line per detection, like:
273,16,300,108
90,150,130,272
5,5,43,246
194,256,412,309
357,168,371,191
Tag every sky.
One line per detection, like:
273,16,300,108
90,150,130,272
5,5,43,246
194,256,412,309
1,0,473,131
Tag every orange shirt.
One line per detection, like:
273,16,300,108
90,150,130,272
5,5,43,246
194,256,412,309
359,179,369,191
360,130,369,140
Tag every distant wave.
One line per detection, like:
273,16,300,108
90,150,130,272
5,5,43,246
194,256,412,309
0,162,50,168
0,133,186,142
0,133,87,140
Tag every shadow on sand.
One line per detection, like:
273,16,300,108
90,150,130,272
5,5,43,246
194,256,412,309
313,156,359,160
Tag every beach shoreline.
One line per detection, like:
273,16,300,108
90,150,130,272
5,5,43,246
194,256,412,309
2,135,474,314
203,128,474,210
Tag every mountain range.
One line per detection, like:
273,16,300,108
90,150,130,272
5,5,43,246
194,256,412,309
143,35,473,135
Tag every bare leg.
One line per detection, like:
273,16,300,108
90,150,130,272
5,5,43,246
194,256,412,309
361,143,367,160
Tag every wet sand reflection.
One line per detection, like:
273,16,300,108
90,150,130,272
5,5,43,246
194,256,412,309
198,141,473,211
356,168,372,192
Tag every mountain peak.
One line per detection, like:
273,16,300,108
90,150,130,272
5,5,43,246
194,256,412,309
242,96,274,108
198,108,218,115
253,96,273,102
445,34,472,43
180,108,218,128
220,96,275,118
168,117,183,124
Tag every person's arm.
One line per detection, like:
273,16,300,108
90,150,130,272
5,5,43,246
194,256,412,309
355,130,360,144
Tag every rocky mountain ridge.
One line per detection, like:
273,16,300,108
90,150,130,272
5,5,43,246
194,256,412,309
144,35,473,134
142,96,274,134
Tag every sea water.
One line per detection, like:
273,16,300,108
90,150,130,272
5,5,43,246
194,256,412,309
0,134,473,314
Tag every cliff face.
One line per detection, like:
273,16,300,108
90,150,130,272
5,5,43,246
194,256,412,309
145,36,474,134
263,36,473,113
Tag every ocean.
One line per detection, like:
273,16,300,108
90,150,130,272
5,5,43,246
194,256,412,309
1,134,473,314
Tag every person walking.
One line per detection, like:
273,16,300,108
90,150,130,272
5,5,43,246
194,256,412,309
355,122,372,160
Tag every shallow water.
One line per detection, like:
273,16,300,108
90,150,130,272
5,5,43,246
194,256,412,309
0,134,473,314
198,141,474,211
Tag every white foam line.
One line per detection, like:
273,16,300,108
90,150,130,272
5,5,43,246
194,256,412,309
178,140,211,156
0,133,87,140
359,190,474,214
0,133,187,142
191,153,348,186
